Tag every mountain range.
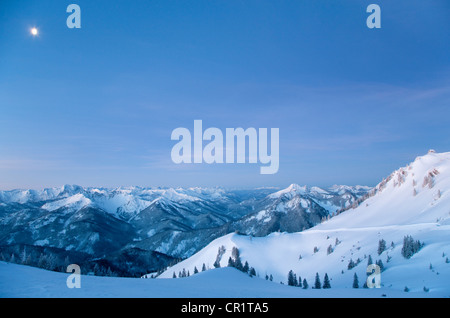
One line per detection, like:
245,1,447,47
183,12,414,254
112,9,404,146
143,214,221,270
158,150,450,294
1,150,449,296
0,182,369,276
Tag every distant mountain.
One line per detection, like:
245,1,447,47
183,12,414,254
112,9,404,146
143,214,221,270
158,151,450,295
0,183,370,276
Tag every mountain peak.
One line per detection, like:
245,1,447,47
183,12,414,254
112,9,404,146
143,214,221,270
269,184,307,199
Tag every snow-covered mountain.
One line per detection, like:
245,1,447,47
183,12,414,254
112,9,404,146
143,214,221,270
158,151,450,295
0,183,369,275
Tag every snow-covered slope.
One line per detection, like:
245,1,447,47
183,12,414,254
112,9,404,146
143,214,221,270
159,151,450,295
0,261,433,298
0,184,369,261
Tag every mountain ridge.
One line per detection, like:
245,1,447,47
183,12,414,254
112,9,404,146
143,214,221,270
157,151,450,294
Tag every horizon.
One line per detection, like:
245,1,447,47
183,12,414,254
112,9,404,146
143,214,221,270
1,1,449,190
0,182,372,192
0,148,446,191
0,149,450,192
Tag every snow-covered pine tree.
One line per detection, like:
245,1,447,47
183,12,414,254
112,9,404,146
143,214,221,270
401,235,424,259
227,257,234,268
367,254,373,267
243,261,249,274
323,273,331,289
314,273,321,289
352,273,359,288
378,239,386,255
376,259,385,272
335,237,341,246
288,270,296,286
231,247,243,271
327,244,333,255
347,258,356,270
20,247,27,264
302,278,308,289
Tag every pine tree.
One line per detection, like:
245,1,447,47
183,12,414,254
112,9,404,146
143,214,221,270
378,239,386,255
93,263,100,275
314,273,321,289
202,263,207,271
302,278,308,289
106,267,113,277
376,259,385,272
214,246,226,268
37,253,47,269
323,273,331,289
249,267,256,277
227,257,234,268
193,266,198,274
298,276,302,288
173,272,177,278
367,255,373,267
327,244,333,255
352,273,359,288
348,258,355,270
243,261,249,273
231,247,243,271
288,270,296,286
64,256,70,267
20,247,27,264
269,274,273,281
401,235,424,259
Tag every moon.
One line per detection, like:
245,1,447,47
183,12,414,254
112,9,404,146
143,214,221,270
30,27,38,36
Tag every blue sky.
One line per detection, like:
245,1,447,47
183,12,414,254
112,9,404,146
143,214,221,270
0,0,449,189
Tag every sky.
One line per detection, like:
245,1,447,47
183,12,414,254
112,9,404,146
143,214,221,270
0,0,449,190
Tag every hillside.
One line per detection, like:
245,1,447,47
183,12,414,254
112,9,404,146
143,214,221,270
0,184,367,276
0,261,433,298
159,151,450,295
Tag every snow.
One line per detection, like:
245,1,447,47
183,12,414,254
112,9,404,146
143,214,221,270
1,151,449,298
269,184,307,199
41,194,92,212
34,239,49,246
158,152,450,296
0,262,431,298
